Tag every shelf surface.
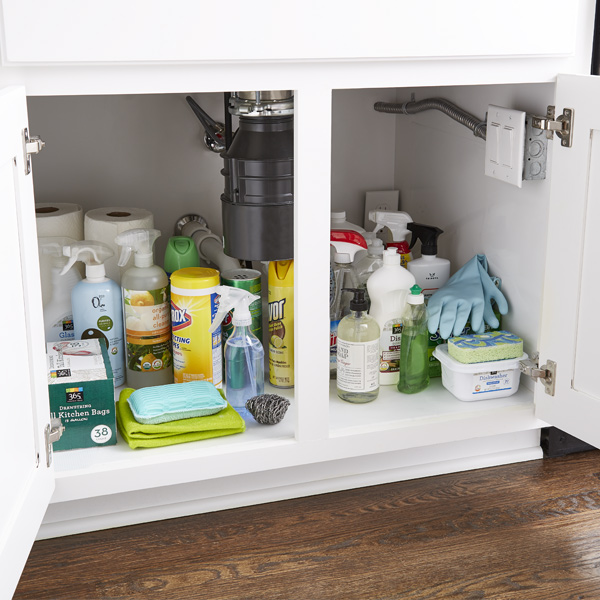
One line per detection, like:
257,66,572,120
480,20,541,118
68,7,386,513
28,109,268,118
329,378,536,436
53,384,296,477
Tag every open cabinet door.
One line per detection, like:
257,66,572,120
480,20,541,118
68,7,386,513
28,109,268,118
0,87,55,598
535,74,600,447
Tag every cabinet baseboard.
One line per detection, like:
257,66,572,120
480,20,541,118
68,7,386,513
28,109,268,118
39,429,542,540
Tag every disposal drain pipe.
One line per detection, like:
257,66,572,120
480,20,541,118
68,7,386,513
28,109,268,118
374,98,487,141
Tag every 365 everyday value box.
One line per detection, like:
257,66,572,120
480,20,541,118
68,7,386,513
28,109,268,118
46,339,116,451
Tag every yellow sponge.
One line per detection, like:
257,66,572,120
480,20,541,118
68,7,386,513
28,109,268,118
448,331,523,364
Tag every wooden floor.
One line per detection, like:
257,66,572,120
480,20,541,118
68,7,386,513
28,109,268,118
14,450,600,600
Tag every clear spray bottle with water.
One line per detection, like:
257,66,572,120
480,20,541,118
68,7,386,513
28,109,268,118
209,286,264,416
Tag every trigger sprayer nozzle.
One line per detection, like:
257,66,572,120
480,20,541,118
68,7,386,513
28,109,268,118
208,286,260,334
114,228,161,269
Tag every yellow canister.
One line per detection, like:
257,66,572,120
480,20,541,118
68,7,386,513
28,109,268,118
268,260,294,388
170,267,222,386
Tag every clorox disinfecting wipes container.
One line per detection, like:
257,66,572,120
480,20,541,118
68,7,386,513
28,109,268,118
433,344,527,401
170,267,222,386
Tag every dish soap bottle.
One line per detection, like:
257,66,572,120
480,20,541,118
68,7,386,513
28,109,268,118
209,286,264,416
367,248,416,385
336,288,380,403
60,241,125,386
398,285,430,394
115,228,173,389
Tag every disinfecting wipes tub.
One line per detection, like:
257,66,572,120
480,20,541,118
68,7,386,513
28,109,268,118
433,344,527,401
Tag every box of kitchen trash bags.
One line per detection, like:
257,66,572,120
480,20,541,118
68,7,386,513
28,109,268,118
47,339,116,451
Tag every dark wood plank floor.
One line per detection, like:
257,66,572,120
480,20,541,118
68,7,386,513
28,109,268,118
14,451,600,600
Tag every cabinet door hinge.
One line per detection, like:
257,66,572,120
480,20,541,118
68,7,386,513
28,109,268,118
44,418,64,468
520,353,556,396
531,106,574,148
22,128,46,175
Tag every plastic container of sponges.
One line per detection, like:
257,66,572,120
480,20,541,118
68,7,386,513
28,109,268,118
433,344,527,402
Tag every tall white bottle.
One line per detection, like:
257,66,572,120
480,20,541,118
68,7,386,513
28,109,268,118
367,248,416,385
115,228,173,389
61,241,125,387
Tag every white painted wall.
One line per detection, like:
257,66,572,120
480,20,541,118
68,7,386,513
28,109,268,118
391,82,555,366
27,93,227,266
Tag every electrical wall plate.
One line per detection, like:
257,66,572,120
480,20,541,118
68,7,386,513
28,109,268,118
364,190,399,229
484,105,526,188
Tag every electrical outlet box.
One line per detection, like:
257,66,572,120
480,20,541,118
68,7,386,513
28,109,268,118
484,105,526,188
364,190,399,229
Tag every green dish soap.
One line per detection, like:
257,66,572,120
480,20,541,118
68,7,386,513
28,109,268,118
398,285,430,394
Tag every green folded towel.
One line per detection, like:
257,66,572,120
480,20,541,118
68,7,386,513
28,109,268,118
116,388,245,449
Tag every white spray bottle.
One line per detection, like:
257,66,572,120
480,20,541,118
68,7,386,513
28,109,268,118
61,241,125,387
369,210,413,267
115,228,173,389
39,236,81,343
209,286,264,416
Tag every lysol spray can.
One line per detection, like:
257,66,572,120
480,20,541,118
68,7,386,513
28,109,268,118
170,267,222,386
220,268,262,345
268,260,294,388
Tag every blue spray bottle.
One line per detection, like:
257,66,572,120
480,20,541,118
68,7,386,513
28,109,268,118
209,286,264,417
60,241,125,387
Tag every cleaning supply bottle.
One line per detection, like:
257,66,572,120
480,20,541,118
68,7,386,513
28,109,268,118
331,210,366,234
268,260,294,388
330,230,368,377
115,228,173,389
367,248,416,385
398,285,430,394
209,286,264,416
60,241,125,387
407,223,451,301
369,210,413,267
39,236,81,343
355,238,385,290
336,288,380,403
163,236,201,278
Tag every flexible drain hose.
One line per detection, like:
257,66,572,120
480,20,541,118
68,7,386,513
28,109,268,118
374,98,487,141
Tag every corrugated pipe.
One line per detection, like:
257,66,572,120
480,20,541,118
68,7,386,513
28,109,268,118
374,98,487,141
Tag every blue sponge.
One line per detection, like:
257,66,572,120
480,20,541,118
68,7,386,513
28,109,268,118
127,381,227,424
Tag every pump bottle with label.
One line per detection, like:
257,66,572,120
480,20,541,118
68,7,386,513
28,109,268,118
209,286,264,416
367,248,416,385
369,210,413,267
61,241,125,387
115,228,173,389
336,288,380,403
39,236,81,343
407,223,451,301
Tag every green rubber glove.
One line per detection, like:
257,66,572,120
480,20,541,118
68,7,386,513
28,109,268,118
427,255,485,339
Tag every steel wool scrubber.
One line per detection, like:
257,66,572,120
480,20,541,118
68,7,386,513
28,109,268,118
245,394,290,425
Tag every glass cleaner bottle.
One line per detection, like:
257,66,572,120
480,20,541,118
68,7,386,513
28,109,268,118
336,288,380,403
209,286,264,417
398,285,430,394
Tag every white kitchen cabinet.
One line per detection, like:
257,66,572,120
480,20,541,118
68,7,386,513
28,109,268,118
2,0,600,596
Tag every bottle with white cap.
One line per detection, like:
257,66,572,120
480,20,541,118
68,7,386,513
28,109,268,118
60,241,125,386
367,248,416,385
330,230,367,377
398,285,430,394
355,238,385,290
115,228,172,388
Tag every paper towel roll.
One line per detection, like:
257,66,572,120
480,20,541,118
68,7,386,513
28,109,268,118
35,203,84,240
36,203,84,306
84,207,154,285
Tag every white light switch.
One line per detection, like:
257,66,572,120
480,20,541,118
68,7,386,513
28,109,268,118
484,105,526,188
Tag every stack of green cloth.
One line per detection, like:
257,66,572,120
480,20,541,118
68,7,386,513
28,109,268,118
116,388,245,449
